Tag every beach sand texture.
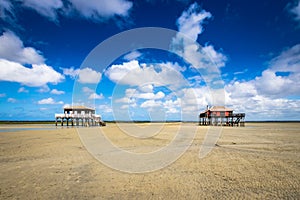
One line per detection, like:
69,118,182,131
0,123,299,199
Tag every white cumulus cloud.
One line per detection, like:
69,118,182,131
7,97,17,103
138,84,154,93
0,31,65,89
0,0,14,21
163,99,181,114
63,67,102,83
38,85,50,93
176,2,212,41
224,44,300,120
88,92,104,100
171,2,227,73
105,60,186,89
61,67,80,79
289,0,300,22
114,86,181,115
133,91,165,100
17,0,132,22
98,104,112,113
141,100,162,108
225,83,300,120
254,44,300,98
78,67,102,84
38,97,63,104
18,87,29,93
68,0,132,20
50,89,65,95
225,81,257,99
123,50,142,61
0,31,45,64
82,86,94,94
115,96,136,105
21,0,63,22
254,70,293,97
0,59,64,87
201,45,227,68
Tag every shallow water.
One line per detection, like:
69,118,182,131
0,124,57,132
0,127,60,132
0,124,102,132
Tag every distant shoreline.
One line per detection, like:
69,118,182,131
0,120,299,124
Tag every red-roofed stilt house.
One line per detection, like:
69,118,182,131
199,106,245,126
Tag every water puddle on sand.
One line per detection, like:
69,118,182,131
0,124,102,132
0,124,57,132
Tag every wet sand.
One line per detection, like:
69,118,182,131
0,123,299,199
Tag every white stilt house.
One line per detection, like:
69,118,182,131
55,106,105,126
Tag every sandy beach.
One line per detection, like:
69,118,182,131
0,122,299,199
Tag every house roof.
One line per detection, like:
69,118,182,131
63,106,95,111
209,106,233,112
200,106,233,114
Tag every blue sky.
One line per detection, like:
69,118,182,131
0,0,300,121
